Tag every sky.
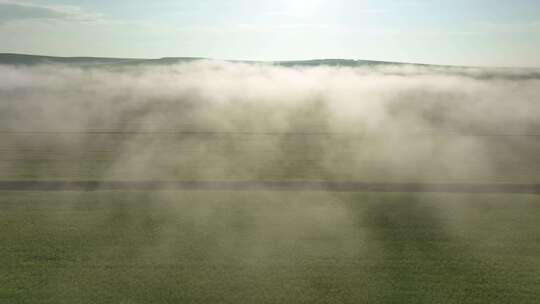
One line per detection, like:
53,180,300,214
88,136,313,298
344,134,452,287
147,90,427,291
0,0,539,67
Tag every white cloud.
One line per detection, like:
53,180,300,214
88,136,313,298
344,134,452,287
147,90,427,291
0,0,103,23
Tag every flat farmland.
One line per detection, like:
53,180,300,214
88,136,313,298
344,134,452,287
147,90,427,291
1,191,540,303
2,60,540,303
2,132,540,183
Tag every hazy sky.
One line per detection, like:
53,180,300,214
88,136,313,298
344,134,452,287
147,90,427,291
1,0,539,67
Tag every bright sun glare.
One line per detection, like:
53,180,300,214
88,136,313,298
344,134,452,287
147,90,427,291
282,0,327,18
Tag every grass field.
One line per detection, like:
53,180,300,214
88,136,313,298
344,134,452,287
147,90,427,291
2,124,540,304
2,61,540,303
2,132,540,183
2,191,540,303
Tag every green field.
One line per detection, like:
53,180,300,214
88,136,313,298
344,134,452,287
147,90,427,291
2,130,540,303
2,60,540,303
2,191,540,303
2,132,540,183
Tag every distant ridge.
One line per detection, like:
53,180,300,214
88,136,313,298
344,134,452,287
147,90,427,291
0,53,201,66
3,53,540,80
0,53,407,67
275,59,399,67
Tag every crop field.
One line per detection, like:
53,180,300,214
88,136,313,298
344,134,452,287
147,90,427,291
1,131,540,303
2,191,540,303
2,131,540,184
2,60,540,303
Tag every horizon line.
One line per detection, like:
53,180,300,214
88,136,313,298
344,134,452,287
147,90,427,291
3,52,539,69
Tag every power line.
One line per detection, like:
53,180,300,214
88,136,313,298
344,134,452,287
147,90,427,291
0,180,539,194
1,130,540,137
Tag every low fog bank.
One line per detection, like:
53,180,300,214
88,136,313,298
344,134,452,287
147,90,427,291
3,61,539,303
1,61,540,182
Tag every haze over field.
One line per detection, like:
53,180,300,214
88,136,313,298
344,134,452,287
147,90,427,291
1,58,540,301
2,0,540,302
1,59,540,183
1,59,540,302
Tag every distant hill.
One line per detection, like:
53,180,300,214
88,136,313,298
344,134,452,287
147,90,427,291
0,53,407,67
3,53,540,80
274,59,398,67
0,53,206,66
